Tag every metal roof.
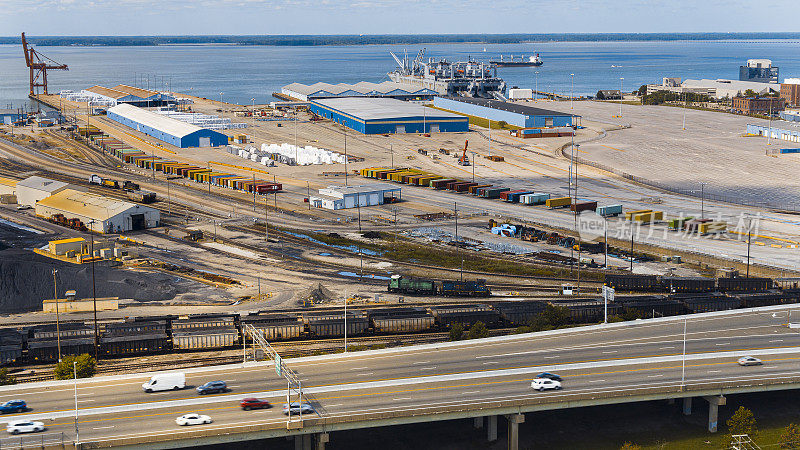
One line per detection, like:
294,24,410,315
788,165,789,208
108,104,204,138
440,97,574,117
312,98,464,121
0,176,17,187
284,81,437,98
320,183,401,197
17,176,69,193
36,189,153,220
112,84,160,99
85,85,132,100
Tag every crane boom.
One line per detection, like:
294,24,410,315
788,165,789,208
21,32,69,96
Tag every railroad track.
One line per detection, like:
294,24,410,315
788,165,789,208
9,329,514,384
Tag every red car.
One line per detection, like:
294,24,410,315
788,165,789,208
240,398,272,411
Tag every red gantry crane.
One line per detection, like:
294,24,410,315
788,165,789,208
21,32,68,96
458,139,471,166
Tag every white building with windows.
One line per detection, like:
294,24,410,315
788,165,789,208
310,184,401,210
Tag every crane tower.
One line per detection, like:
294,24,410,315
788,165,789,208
21,32,68,96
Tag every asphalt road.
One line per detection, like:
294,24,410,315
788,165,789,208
1,306,800,446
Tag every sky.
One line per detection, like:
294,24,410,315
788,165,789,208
1,0,798,36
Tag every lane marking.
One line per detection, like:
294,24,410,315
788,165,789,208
93,426,115,430
355,372,374,377
588,379,606,383
602,351,618,354
393,397,412,401
418,367,437,371
770,340,784,343
660,346,675,349
412,361,431,365
716,343,730,346
482,362,500,365
708,370,721,373
350,367,370,371
647,375,664,378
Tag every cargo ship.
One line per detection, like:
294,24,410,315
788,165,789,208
388,49,507,99
490,54,543,67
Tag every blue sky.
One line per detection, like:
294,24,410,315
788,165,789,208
1,0,798,35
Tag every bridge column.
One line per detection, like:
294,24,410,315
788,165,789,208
682,397,692,416
487,415,498,442
315,432,329,450
505,414,525,450
474,416,483,429
704,396,726,433
295,434,312,450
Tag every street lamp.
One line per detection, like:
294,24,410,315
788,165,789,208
73,361,79,445
52,269,61,361
251,98,256,130
87,220,99,362
219,92,224,119
570,73,575,110
746,216,753,278
534,71,539,102
471,152,476,183
680,318,687,389
700,182,707,219
619,77,624,118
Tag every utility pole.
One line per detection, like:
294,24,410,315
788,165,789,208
573,143,581,294
74,361,79,445
630,222,635,272
390,144,393,168
570,73,575,110
534,71,539,102
357,201,362,232
52,269,61,361
88,221,99,361
471,152,476,183
344,289,348,353
700,182,707,219
343,130,348,186
307,182,311,210
681,318,687,388
264,198,269,242
746,216,752,278
619,77,624,118
252,174,256,212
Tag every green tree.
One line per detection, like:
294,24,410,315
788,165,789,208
466,321,489,340
620,443,641,450
637,85,648,96
596,90,606,100
780,423,800,449
0,368,16,385
54,354,97,380
449,323,464,341
497,120,508,129
727,406,757,436
743,89,758,98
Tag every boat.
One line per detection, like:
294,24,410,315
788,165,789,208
389,49,506,99
490,54,543,67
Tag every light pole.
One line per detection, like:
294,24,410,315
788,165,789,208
768,98,773,146
73,361,79,445
294,109,298,165
746,216,753,278
88,221,99,362
251,98,256,130
343,130,348,186
471,152,476,183
700,182,707,219
52,269,61,361
619,77,624,118
534,71,539,102
390,144,393,168
682,91,687,130
570,73,575,110
219,92,224,119
680,318,687,389
344,289,348,353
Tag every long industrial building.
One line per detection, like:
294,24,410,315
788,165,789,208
16,175,85,207
308,98,468,134
35,189,160,233
747,124,800,144
433,97,576,128
282,81,438,101
107,104,228,148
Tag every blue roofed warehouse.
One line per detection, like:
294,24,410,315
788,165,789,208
308,98,469,134
433,97,576,128
106,104,228,148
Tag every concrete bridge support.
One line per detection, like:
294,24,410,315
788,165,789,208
683,397,692,415
505,414,525,450
294,434,314,450
315,432,329,450
487,415,498,442
474,416,483,429
704,395,726,433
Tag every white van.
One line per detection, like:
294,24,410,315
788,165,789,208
142,372,186,393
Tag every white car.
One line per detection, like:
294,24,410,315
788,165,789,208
6,420,45,435
175,413,212,426
531,378,562,391
738,356,763,366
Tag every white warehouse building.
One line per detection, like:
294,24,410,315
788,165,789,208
16,176,85,207
35,189,160,233
310,184,401,210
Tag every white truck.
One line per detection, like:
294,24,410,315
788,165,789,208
142,372,186,393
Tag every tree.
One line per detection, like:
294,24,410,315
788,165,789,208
779,423,800,449
727,406,757,436
0,368,16,385
54,354,97,380
497,120,508,129
449,323,464,341
637,85,648,96
596,90,606,100
466,321,489,340
743,89,758,98
620,443,641,450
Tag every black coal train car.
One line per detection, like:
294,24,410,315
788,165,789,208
101,320,169,356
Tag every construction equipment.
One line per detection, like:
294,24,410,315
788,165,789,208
458,140,471,166
21,33,68,96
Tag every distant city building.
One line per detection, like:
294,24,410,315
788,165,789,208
731,96,785,115
596,90,622,100
647,77,781,100
781,78,800,107
739,59,779,84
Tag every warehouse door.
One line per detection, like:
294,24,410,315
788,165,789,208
395,125,405,134
130,214,145,231
199,137,211,147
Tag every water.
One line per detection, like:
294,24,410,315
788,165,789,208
2,40,799,109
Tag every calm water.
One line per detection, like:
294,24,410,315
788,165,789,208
1,40,799,108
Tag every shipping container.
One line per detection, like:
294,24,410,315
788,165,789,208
469,184,492,194
480,187,510,199
624,209,652,221
545,197,572,208
431,179,458,189
453,182,478,192
503,190,536,203
597,204,623,217
668,216,694,230
570,200,598,213
633,211,663,223
699,222,727,234
520,193,550,205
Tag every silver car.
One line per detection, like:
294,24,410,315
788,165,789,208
7,420,45,435
738,356,762,366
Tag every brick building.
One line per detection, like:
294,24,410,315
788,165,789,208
781,79,800,107
731,96,785,115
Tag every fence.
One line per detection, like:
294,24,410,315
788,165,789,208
0,432,72,449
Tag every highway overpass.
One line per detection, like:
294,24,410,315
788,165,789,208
2,304,800,449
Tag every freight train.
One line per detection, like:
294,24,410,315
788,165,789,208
387,275,491,297
89,174,156,203
3,286,800,365
604,274,774,293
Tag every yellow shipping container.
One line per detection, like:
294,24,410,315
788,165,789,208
625,209,652,221
545,197,572,208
